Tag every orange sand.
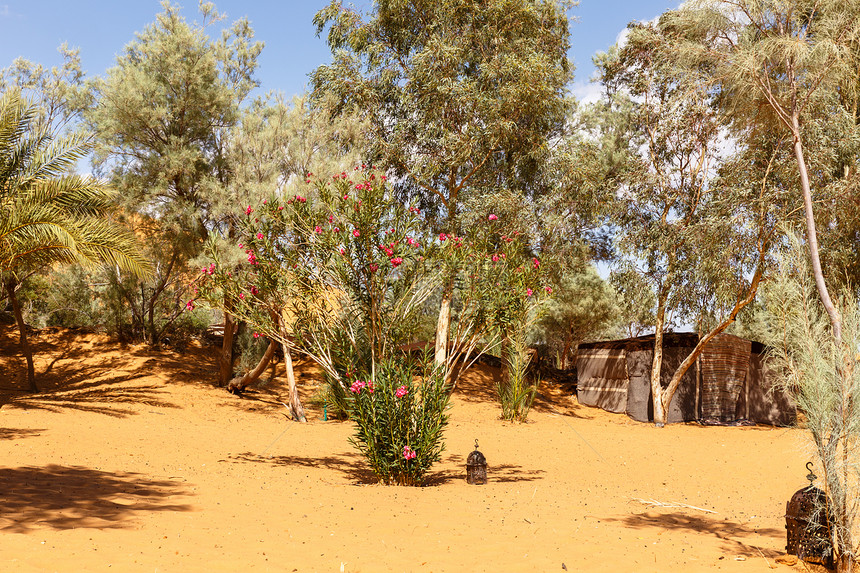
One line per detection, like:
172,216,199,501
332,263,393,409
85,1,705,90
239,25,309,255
0,327,818,572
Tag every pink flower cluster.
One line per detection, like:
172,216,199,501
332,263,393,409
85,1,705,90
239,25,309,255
488,213,498,221
349,380,375,394
395,385,408,398
245,206,253,215
295,195,307,203
186,300,195,311
315,225,322,234
352,229,360,238
253,332,261,339
201,263,216,275
246,251,257,265
390,257,403,267
532,257,540,269
402,446,417,460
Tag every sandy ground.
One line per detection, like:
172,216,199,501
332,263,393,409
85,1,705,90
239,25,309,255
0,325,822,572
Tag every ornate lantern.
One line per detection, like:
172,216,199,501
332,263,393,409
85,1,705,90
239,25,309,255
785,462,833,568
466,439,487,485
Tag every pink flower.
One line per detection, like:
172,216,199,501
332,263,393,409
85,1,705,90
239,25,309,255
186,300,195,311
315,225,322,234
352,229,360,238
488,214,498,221
245,206,253,215
395,385,407,398
349,380,366,393
238,243,243,248
526,288,533,297
334,227,340,233
250,285,259,295
296,195,306,203
402,446,417,460
532,258,540,269
492,254,500,262
545,286,553,294
278,206,284,211
262,199,267,205
239,293,245,300
439,233,447,241
257,232,264,240
391,257,403,267
367,381,375,394
328,215,334,223
253,332,261,338
369,263,378,272
339,247,346,255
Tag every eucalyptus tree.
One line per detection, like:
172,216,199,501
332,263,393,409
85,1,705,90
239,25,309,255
597,20,783,426
88,2,262,359
0,92,149,391
310,0,573,367
668,1,860,568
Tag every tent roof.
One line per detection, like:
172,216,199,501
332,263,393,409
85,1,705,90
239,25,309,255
579,332,765,354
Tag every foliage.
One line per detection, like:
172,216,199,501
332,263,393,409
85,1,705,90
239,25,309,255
0,91,149,390
537,264,619,367
762,234,860,568
312,0,574,370
594,17,779,425
347,357,450,486
87,1,263,345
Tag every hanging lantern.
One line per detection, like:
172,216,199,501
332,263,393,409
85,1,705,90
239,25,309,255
785,462,833,568
466,439,487,485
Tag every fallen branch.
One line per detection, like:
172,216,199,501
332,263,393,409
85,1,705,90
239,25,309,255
632,497,718,514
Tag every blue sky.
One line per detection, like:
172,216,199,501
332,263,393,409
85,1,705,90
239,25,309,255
0,1,678,101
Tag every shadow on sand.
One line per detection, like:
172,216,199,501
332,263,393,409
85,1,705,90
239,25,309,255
229,450,545,486
0,464,192,533
603,511,785,558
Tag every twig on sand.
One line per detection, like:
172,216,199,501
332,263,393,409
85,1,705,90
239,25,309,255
754,545,774,569
632,497,718,514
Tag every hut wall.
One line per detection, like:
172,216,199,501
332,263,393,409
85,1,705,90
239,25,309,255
576,348,629,413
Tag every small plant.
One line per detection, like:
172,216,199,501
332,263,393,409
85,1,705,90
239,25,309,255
347,357,450,486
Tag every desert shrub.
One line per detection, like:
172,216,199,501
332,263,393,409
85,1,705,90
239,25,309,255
763,237,860,567
347,357,449,485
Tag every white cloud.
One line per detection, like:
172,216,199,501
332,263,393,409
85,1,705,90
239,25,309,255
571,80,602,105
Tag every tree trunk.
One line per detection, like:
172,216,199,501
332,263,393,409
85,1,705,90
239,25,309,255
434,283,453,368
218,310,236,387
281,340,307,422
651,288,669,427
227,339,277,394
560,330,573,369
792,115,842,344
6,280,36,392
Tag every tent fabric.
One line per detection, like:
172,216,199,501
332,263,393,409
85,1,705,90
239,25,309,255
576,332,796,426
699,334,751,423
576,348,629,413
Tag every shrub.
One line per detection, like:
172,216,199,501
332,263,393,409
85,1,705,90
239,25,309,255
347,357,449,485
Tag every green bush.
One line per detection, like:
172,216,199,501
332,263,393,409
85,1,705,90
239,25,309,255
347,357,450,486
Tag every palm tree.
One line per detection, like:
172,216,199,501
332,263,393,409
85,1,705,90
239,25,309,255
0,91,150,391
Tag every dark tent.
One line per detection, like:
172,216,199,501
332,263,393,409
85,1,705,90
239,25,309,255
575,332,795,426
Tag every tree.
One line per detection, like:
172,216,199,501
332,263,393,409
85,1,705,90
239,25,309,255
671,1,860,568
88,2,263,384
88,1,262,385
311,0,573,368
596,21,778,426
537,265,619,368
0,92,149,391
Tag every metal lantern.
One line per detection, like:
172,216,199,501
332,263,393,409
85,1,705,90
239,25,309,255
466,439,487,485
785,462,833,568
